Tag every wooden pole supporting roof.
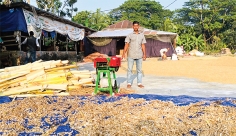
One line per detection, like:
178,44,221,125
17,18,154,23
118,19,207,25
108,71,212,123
0,2,97,33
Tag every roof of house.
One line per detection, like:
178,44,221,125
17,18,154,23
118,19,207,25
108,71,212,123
88,20,177,38
0,2,96,33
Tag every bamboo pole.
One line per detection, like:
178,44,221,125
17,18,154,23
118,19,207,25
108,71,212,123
0,71,29,84
18,31,21,51
0,86,43,96
9,92,70,98
42,84,68,90
26,69,45,81
45,65,77,72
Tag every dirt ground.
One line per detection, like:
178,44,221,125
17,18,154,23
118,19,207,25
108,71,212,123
117,55,236,84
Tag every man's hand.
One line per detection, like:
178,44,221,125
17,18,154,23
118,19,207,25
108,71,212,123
122,54,125,60
143,55,146,61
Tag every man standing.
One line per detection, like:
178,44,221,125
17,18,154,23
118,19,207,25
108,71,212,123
122,21,146,88
21,31,40,64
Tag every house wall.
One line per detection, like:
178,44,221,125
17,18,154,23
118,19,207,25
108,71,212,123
145,38,175,57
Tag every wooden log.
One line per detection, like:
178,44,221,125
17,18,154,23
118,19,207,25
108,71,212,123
26,69,45,81
45,65,77,72
26,78,68,87
31,65,45,71
31,90,62,94
0,69,4,73
68,85,82,90
0,71,29,84
42,84,68,90
70,71,91,75
0,70,30,80
0,86,42,96
52,60,62,64
82,84,96,87
9,92,70,98
0,76,26,89
62,60,69,65
47,70,69,74
71,70,90,73
72,74,91,79
69,80,79,85
4,62,33,72
27,77,68,86
70,78,93,84
47,73,68,77
79,78,94,83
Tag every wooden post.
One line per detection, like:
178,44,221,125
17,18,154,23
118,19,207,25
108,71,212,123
173,38,177,49
80,40,83,52
53,32,57,51
17,31,21,51
75,41,77,53
66,38,68,54
75,41,78,62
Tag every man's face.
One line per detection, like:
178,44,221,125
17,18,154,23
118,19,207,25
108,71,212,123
133,24,139,31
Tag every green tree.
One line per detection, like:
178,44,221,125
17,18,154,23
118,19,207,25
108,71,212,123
36,0,62,14
191,34,205,51
72,9,112,31
72,11,91,27
109,0,173,30
36,0,78,18
175,0,236,47
161,18,177,32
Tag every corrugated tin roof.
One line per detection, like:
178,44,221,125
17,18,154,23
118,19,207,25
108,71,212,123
104,20,133,29
88,20,177,38
88,28,177,38
88,28,133,38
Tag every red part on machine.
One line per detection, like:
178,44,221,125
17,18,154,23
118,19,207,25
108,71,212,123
94,56,121,68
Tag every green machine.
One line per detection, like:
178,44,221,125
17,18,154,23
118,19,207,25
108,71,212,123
93,56,121,96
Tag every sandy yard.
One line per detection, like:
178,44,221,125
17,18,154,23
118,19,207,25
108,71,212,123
117,55,236,84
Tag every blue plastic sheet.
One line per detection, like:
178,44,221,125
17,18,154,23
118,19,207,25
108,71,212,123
1,94,236,135
0,8,28,33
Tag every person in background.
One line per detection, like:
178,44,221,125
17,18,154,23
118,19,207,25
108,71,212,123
122,21,147,88
160,48,170,60
21,31,40,64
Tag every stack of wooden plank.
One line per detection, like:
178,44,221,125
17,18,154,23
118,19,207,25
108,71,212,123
0,60,96,97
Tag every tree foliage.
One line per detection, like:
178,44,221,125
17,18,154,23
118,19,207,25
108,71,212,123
174,0,236,51
72,9,111,31
109,0,173,30
36,0,78,18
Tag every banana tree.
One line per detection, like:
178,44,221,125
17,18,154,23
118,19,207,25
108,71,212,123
191,35,205,51
182,34,194,52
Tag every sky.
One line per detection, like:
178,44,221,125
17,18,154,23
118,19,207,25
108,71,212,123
31,0,189,15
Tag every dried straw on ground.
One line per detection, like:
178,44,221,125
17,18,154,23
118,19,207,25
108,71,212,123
1,96,236,135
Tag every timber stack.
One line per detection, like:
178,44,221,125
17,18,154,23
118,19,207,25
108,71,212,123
0,60,96,97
